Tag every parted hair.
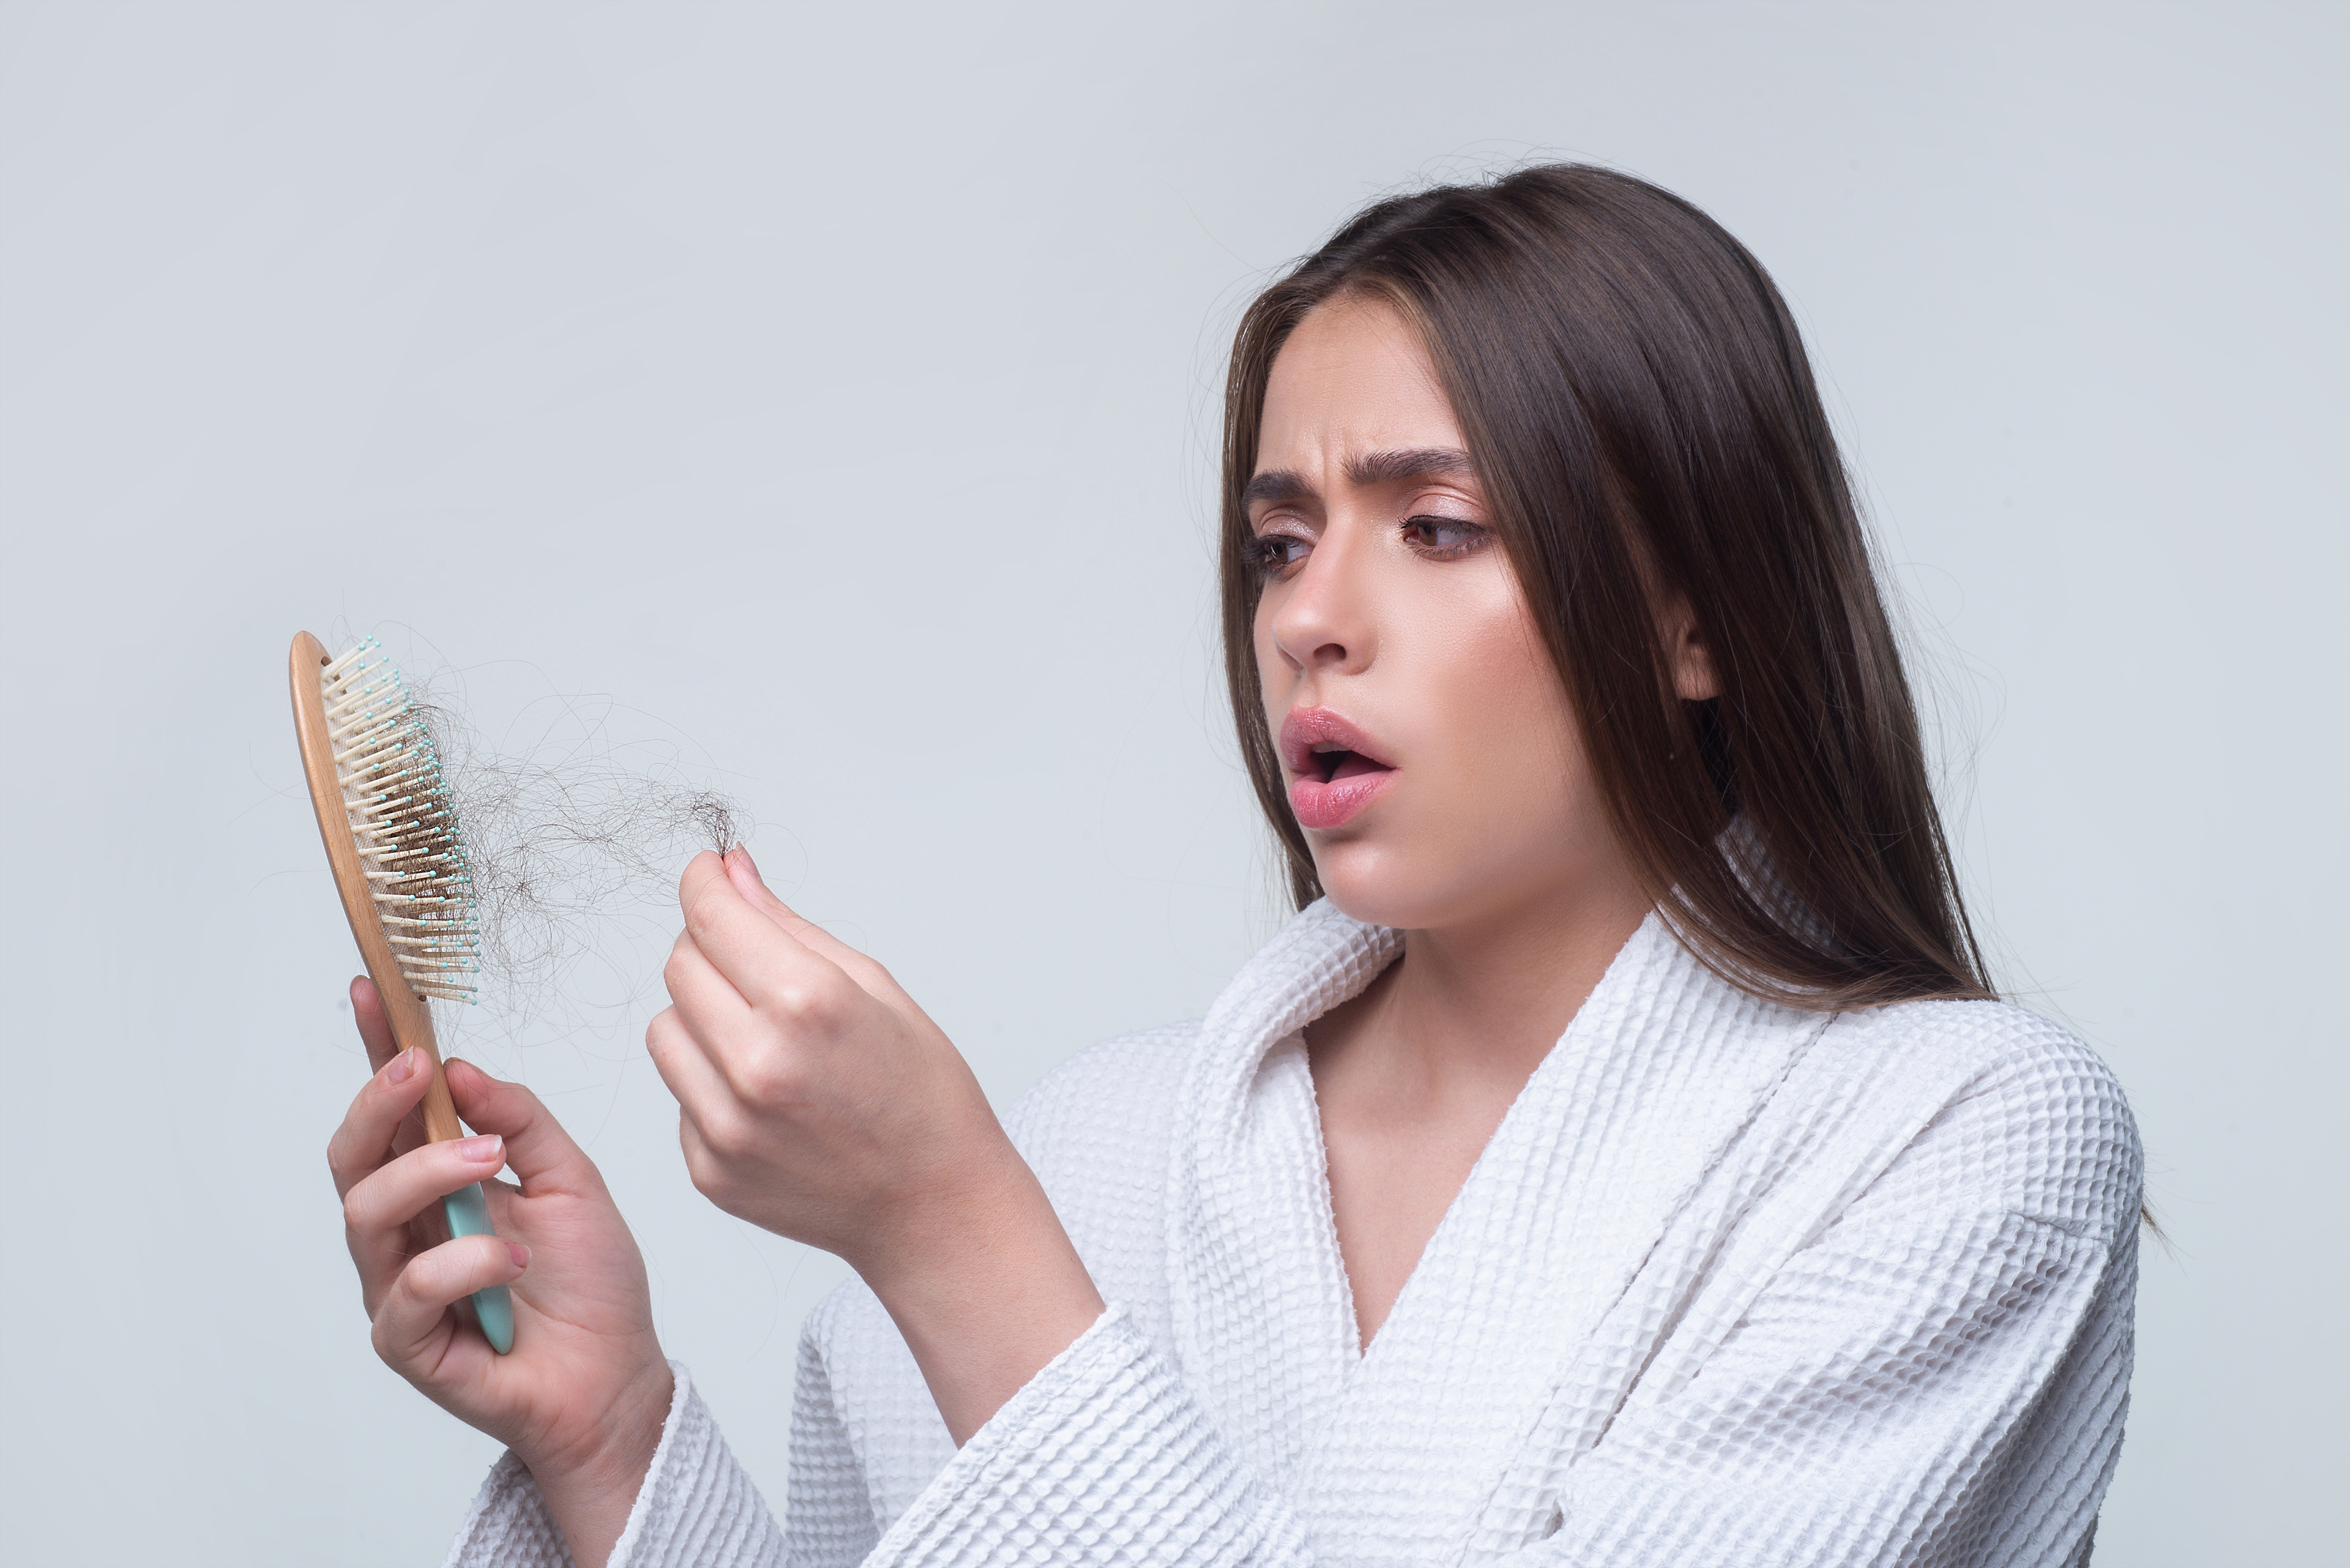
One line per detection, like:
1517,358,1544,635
1220,164,1992,1011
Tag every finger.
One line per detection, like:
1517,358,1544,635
327,1044,436,1200
717,846,833,949
344,1135,512,1303
662,925,754,1036
658,936,815,1115
375,1233,529,1368
352,975,401,1073
673,1107,736,1215
720,846,910,1004
442,1059,609,1202
645,1004,745,1137
351,978,431,1161
677,852,851,1015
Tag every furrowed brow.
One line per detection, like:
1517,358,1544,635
1241,469,1313,509
1243,448,1474,511
1345,446,1474,486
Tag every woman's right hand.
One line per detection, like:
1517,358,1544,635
328,976,674,1568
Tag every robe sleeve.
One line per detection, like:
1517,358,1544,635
781,1310,884,1566
855,1039,2137,1567
439,1359,789,1568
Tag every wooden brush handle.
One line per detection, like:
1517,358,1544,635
289,630,465,1145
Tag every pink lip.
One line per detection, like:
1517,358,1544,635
1280,707,1397,831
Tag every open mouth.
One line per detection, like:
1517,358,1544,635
1310,746,1389,785
1281,708,1397,830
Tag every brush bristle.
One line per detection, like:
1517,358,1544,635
320,639,480,1004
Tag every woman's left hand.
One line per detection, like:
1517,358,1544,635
646,847,1104,1444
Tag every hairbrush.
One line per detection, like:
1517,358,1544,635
289,631,514,1354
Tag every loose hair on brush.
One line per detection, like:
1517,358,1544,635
1220,164,1993,1011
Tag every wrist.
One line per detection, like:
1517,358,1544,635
525,1356,676,1562
855,1148,1104,1446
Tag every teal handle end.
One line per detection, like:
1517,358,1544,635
442,1181,515,1355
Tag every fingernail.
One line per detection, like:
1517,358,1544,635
733,844,762,884
456,1134,503,1165
506,1241,531,1270
386,1048,418,1084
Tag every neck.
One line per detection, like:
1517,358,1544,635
1328,871,1655,1101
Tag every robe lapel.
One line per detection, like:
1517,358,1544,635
1166,901,1399,1487
1167,902,1828,1563
1306,917,1828,1559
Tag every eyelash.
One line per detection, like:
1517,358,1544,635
1248,536,1310,577
1401,515,1488,559
1248,515,1491,578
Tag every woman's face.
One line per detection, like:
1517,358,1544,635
1249,294,1635,935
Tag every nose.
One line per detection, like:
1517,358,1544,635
1267,525,1373,677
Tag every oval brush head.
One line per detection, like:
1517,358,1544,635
317,639,482,1004
290,630,513,1354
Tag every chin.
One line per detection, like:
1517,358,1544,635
1308,836,1493,934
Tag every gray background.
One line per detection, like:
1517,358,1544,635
2,2,2343,1562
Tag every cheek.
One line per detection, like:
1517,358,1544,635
1411,585,1590,826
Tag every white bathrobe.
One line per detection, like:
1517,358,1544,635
447,900,2140,1567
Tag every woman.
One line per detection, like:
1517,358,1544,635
329,165,2139,1566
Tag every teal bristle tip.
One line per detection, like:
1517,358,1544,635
317,638,483,1008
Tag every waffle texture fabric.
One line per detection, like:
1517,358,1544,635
445,900,2139,1567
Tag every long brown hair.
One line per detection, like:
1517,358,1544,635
1221,165,1992,1011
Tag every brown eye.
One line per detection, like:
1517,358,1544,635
1253,536,1310,577
1402,515,1488,556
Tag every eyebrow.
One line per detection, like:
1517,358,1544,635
1240,446,1474,510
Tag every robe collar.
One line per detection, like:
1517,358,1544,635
1166,899,1827,1558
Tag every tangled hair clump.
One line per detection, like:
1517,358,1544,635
374,660,750,1044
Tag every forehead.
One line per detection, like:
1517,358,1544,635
1257,296,1461,472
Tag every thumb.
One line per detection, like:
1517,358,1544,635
720,843,791,917
721,845,835,948
720,846,911,1006
444,1059,609,1201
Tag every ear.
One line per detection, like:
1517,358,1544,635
1661,596,1719,702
